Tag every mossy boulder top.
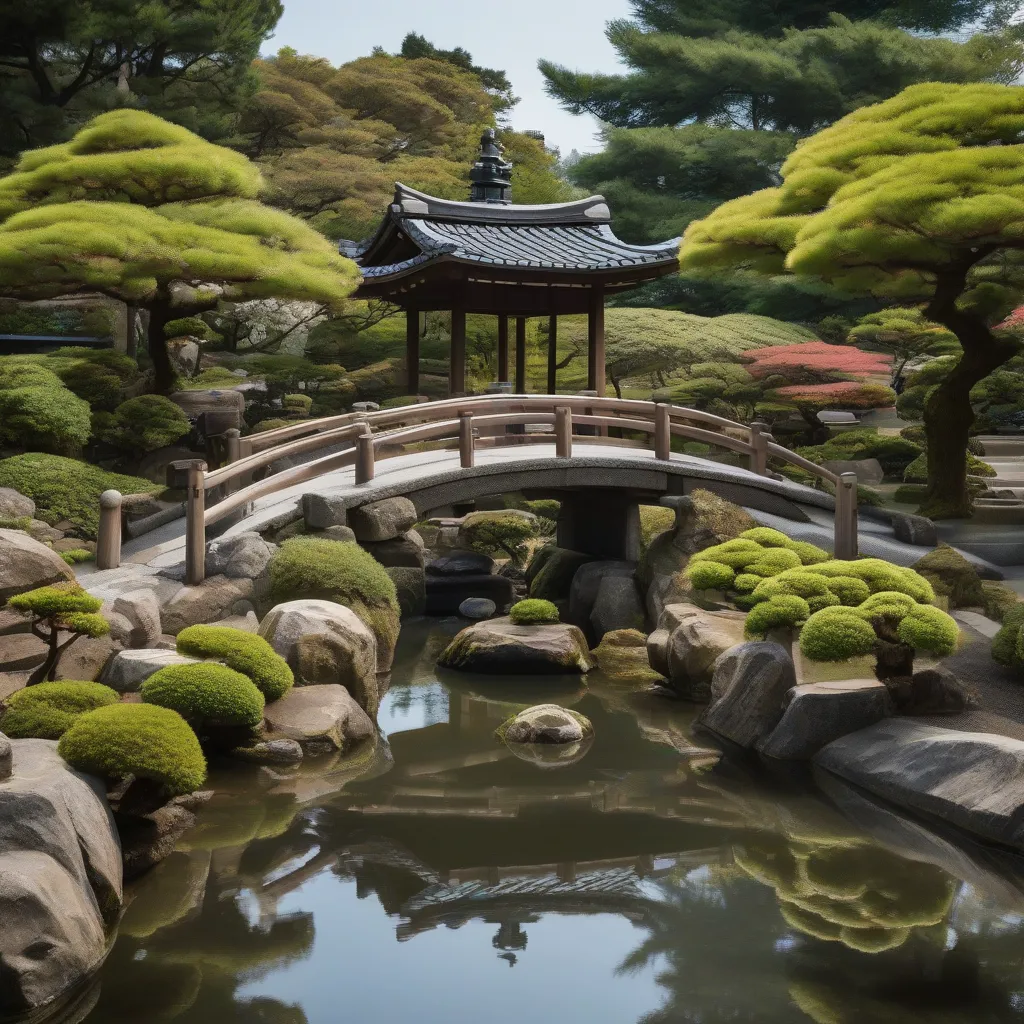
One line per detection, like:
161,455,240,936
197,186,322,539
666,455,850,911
498,704,594,745
437,617,596,676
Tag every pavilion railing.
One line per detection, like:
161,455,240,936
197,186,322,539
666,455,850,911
93,395,858,582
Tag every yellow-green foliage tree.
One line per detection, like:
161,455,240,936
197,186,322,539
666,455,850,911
848,307,960,386
0,109,360,392
681,82,1024,519
237,48,578,243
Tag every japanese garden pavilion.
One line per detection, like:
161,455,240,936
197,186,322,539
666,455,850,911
340,130,681,397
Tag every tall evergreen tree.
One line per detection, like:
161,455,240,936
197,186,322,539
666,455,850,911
541,2,1023,249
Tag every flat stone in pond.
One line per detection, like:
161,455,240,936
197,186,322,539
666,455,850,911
263,684,375,753
438,617,595,675
426,550,495,577
459,597,496,620
814,719,1024,850
500,704,593,744
232,738,304,765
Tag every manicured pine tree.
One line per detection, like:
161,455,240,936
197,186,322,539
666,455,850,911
680,82,1024,518
0,109,360,392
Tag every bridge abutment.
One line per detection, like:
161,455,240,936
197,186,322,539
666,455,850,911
556,491,642,562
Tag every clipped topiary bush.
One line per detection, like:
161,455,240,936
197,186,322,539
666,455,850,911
912,544,984,609
282,393,313,418
0,384,92,454
459,511,538,566
101,395,192,454
744,595,811,637
0,680,119,739
269,537,400,666
509,599,560,625
176,625,293,701
141,663,265,734
992,603,1024,667
58,703,207,796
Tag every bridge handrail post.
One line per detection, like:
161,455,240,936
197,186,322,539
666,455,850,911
355,424,375,484
185,461,208,585
459,412,475,468
654,403,671,461
749,421,769,476
96,490,122,570
555,406,572,458
834,471,859,560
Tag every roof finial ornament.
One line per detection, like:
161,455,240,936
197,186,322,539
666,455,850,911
469,128,513,205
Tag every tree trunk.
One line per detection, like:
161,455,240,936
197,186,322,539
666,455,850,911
873,639,915,682
146,295,176,395
922,259,1017,519
27,627,59,686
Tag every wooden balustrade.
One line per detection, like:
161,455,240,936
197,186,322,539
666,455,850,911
101,394,856,582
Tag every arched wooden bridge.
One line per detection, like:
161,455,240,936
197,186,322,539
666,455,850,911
94,394,859,583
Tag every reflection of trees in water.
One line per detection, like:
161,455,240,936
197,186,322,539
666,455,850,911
734,834,954,955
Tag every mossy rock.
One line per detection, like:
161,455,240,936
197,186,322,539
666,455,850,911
527,546,597,600
592,633,664,687
912,544,984,609
438,618,596,675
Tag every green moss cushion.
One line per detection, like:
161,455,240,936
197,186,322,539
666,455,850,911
993,604,1024,665
686,560,735,590
176,625,293,701
509,599,560,625
799,607,878,661
141,663,265,731
58,703,207,796
0,681,119,739
745,595,811,638
896,604,960,656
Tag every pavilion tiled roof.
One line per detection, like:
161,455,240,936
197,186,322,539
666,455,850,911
339,184,680,281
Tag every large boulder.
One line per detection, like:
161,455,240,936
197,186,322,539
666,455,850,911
760,679,892,760
590,575,646,640
815,720,1024,849
0,738,122,1016
0,489,34,519
0,528,74,603
821,458,885,485
263,684,375,754
348,497,417,542
205,532,275,580
661,604,747,702
111,590,162,649
699,641,796,748
425,573,514,616
569,560,636,627
301,492,348,530
55,634,122,683
499,705,594,744
528,547,597,601
438,618,596,675
258,600,378,714
102,649,201,694
159,575,254,635
362,531,425,569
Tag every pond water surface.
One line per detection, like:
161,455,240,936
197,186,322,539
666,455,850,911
72,621,1024,1024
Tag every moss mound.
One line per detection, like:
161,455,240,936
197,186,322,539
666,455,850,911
269,537,400,664
0,681,119,739
58,703,206,796
176,625,293,701
0,453,160,538
912,544,984,609
141,663,265,732
509,599,560,625
527,546,596,600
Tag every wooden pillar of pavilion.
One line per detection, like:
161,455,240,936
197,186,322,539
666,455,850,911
451,305,466,397
547,315,558,394
515,316,527,394
497,315,509,383
587,287,606,395
406,308,420,396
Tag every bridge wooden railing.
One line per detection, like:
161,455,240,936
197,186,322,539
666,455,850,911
94,395,858,582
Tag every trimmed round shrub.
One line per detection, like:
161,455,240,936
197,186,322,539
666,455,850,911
0,385,92,453
509,599,560,625
0,360,64,389
252,418,291,433
896,605,960,656
993,603,1024,665
799,607,878,662
745,595,811,638
0,681,119,739
911,544,984,609
738,527,792,548
686,560,735,590
789,541,831,565
58,703,206,796
141,663,265,731
689,539,764,569
824,575,871,607
858,591,918,621
102,395,192,454
747,547,804,578
733,573,761,594
283,393,313,417
176,625,293,701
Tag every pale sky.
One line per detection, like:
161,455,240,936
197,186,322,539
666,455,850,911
267,0,633,155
